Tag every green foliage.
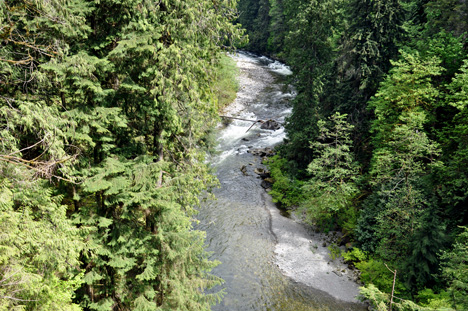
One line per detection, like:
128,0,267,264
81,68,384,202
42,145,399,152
414,30,465,79
359,284,440,311
0,173,84,311
440,227,468,310
356,260,406,296
359,284,390,311
235,0,468,308
404,214,448,290
2,0,242,309
437,60,468,224
236,0,270,53
425,0,468,37
327,244,342,260
358,50,446,289
281,0,339,168
340,0,405,97
343,248,368,264
299,113,360,230
416,289,452,310
267,0,286,56
213,54,240,109
264,155,304,207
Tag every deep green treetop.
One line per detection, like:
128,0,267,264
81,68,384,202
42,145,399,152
1,0,242,310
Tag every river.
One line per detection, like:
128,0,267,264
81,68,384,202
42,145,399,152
195,52,367,311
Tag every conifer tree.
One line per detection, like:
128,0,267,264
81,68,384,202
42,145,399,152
357,51,445,289
282,0,338,169
300,112,360,231
441,227,468,310
336,0,405,154
437,60,468,226
268,0,286,55
1,0,242,310
340,0,405,103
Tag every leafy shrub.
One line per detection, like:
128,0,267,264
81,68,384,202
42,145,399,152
343,247,368,263
355,259,407,296
327,244,342,260
264,155,305,207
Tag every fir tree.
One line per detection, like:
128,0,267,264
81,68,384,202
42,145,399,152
300,112,360,231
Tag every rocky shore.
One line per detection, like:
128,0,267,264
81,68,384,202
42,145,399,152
241,147,365,305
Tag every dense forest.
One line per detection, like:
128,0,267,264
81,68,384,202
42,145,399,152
2,0,468,310
237,0,468,309
0,0,242,310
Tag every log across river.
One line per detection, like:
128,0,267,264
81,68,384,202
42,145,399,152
195,52,367,311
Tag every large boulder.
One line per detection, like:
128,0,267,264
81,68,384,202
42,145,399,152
254,168,271,179
261,179,272,190
260,119,281,131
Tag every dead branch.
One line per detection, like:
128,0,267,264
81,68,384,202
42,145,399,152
219,115,283,133
220,115,263,123
0,154,81,184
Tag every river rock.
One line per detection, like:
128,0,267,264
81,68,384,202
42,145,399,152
240,165,248,176
261,179,272,189
333,270,343,277
254,168,265,174
260,119,281,130
249,147,275,157
254,168,271,179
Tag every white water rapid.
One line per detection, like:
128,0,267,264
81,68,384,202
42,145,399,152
196,52,366,311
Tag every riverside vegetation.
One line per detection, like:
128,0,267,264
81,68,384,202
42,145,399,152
237,0,468,310
0,0,242,310
2,0,468,310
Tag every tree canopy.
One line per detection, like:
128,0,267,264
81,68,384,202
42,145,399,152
236,0,468,309
1,0,242,309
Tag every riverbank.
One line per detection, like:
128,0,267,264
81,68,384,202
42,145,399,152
265,193,363,303
198,52,366,310
224,52,364,304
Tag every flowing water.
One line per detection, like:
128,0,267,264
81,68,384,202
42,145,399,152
196,52,367,311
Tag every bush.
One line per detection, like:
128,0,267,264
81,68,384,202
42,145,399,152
214,54,239,109
264,155,305,208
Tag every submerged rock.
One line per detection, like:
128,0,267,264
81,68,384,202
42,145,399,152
240,165,248,176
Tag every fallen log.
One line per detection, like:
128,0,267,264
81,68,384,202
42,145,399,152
220,115,261,123
219,115,283,133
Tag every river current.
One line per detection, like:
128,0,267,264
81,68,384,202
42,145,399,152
196,52,367,311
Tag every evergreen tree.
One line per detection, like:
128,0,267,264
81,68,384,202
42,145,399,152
267,0,286,56
340,0,405,103
282,0,339,170
1,0,242,310
358,50,444,290
441,227,468,310
425,0,468,38
337,0,405,155
300,112,360,231
236,0,271,53
437,60,468,227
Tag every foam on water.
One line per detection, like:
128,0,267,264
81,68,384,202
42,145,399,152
198,51,366,311
268,61,293,75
